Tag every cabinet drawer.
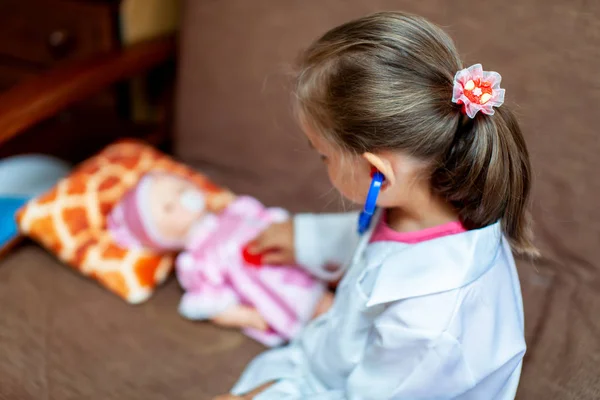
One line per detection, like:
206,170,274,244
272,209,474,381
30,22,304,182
0,61,40,91
0,0,118,67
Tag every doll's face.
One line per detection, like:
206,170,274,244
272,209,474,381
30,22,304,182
148,174,206,242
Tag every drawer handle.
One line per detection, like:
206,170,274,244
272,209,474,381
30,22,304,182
47,29,74,59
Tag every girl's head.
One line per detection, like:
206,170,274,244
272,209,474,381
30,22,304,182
295,12,535,254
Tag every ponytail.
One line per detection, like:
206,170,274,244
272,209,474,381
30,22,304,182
433,107,537,256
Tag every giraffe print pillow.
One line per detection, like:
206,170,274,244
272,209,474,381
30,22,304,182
16,140,234,304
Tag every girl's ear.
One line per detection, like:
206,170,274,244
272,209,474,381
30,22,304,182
362,152,396,186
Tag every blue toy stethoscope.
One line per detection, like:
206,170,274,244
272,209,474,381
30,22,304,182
357,168,385,234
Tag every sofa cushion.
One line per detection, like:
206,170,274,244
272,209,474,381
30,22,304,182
175,0,600,398
16,140,233,304
0,245,263,399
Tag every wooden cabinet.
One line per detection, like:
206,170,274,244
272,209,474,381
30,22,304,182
0,0,127,162
0,0,178,163
0,0,121,90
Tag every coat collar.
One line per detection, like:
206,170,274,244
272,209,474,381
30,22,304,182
365,221,504,307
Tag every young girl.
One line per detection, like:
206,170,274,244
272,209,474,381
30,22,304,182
216,11,533,400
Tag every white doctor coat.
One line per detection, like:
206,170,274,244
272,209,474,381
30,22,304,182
231,212,526,400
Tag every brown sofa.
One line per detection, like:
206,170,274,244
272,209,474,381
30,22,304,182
2,1,599,399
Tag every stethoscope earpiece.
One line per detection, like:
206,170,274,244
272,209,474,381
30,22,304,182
358,168,385,234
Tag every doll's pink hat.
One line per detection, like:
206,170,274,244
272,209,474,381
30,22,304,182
107,173,175,251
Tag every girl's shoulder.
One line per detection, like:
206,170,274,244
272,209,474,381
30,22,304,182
361,222,508,306
360,224,520,333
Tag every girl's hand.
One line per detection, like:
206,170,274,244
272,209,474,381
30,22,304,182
247,221,295,265
211,305,269,331
312,291,335,318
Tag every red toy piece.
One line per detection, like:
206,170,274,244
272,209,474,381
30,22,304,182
242,245,263,268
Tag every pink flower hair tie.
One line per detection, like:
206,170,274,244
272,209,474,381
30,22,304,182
452,63,505,119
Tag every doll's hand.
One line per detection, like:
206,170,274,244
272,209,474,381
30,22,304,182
246,220,295,265
211,305,269,331
213,382,276,400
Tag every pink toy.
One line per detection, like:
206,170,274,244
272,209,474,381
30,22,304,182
241,245,263,267
108,172,327,346
107,172,207,251
177,196,325,346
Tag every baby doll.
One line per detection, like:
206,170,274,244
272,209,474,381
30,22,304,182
107,172,330,346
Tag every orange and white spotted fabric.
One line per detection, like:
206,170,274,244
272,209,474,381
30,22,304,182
16,140,234,304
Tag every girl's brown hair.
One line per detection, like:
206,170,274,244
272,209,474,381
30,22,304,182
295,12,536,255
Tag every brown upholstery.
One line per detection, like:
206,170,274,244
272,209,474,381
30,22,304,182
175,2,600,398
1,0,599,398
0,245,263,399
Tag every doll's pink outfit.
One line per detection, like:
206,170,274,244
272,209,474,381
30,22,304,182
176,196,326,347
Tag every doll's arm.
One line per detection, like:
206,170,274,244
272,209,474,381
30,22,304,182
226,196,291,225
179,286,268,331
177,280,240,321
211,305,268,331
176,252,238,319
225,196,265,216
178,281,268,331
176,252,268,331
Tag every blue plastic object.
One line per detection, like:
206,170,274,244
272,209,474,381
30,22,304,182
0,196,29,248
0,154,70,197
358,170,385,234
0,154,71,251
